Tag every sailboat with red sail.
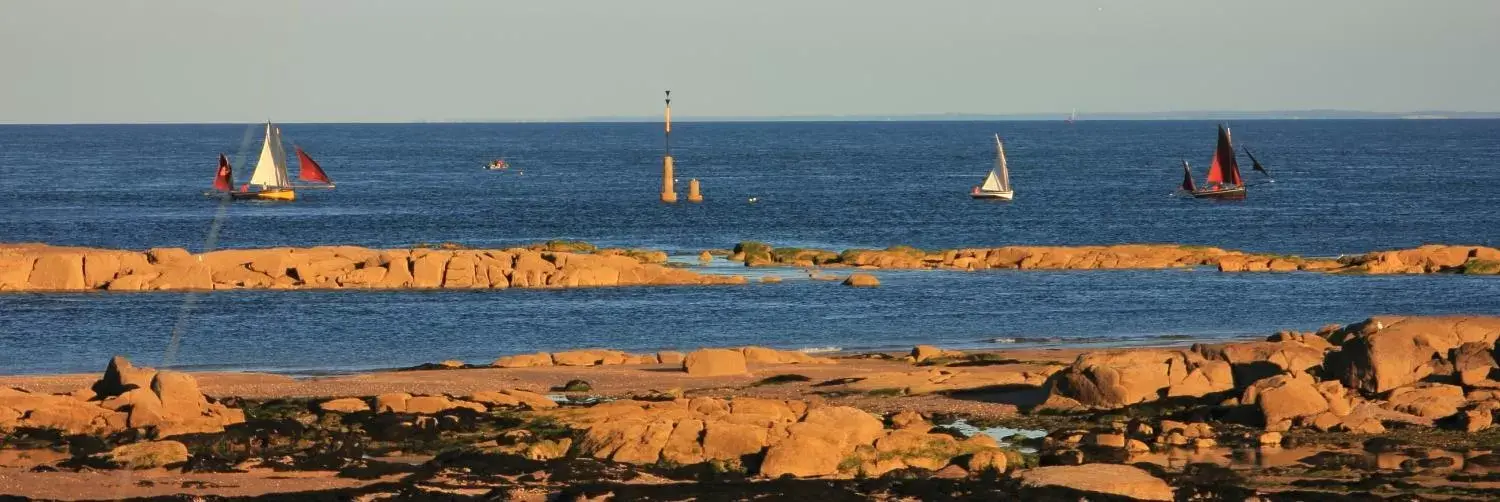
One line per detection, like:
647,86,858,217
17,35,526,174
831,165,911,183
1180,124,1247,199
208,122,335,201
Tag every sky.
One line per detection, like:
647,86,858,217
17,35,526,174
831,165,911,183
2,0,1498,123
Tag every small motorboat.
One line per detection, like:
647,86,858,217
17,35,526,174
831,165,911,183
485,159,509,170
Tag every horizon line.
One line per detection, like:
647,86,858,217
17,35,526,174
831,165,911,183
3,109,1499,126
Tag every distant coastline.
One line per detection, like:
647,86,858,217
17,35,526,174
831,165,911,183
557,110,1500,123
5,110,1500,126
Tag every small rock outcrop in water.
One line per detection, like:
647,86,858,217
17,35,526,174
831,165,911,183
0,356,243,436
0,243,745,292
716,241,1500,275
841,273,880,287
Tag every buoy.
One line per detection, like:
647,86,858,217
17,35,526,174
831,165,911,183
687,178,703,203
748,197,759,203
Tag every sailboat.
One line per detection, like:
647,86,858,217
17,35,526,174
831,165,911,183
209,123,334,201
1066,108,1077,125
971,134,1014,200
1180,124,1248,199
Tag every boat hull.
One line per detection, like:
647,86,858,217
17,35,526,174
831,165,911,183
971,190,1014,200
1190,186,1246,199
205,188,297,201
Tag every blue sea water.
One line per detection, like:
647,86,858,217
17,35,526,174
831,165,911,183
1,120,1498,374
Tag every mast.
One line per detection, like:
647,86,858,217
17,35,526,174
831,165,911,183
248,123,290,188
995,134,1011,192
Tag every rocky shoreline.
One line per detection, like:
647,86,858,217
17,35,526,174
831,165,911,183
0,241,745,292
5,315,1500,500
4,241,1496,294
730,241,1500,275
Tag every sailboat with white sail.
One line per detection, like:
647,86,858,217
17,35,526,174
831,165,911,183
208,123,334,201
971,134,1014,200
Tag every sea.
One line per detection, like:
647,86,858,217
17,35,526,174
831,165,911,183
2,120,1498,375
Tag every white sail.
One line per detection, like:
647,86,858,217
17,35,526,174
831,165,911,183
247,123,290,188
980,170,1003,192
995,134,1012,192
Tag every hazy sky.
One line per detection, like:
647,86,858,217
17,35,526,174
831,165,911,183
3,0,1497,123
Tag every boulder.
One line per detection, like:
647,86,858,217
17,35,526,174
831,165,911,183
501,389,558,410
442,254,479,288
27,253,86,290
93,356,158,398
1452,342,1498,386
1088,432,1127,448
150,371,208,419
800,406,885,447
404,396,456,414
318,398,370,413
114,389,166,429
82,252,123,288
1465,409,1494,432
1337,316,1500,394
701,420,768,460
609,419,676,464
889,410,929,430
492,352,553,368
741,346,790,364
510,252,557,288
375,392,412,413
660,418,707,465
1016,464,1173,501
0,256,35,290
728,398,800,425
842,273,880,287
1041,350,1231,410
873,429,963,470
524,438,572,461
466,391,522,407
1385,383,1466,419
378,257,414,288
657,351,686,365
108,440,189,469
760,424,845,477
911,345,944,363
552,350,615,366
410,251,449,288
967,448,1008,474
1244,373,1330,427
1194,340,1327,383
684,349,749,377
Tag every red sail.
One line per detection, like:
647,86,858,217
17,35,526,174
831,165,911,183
213,154,234,192
296,147,332,183
1205,124,1242,186
1180,161,1197,192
